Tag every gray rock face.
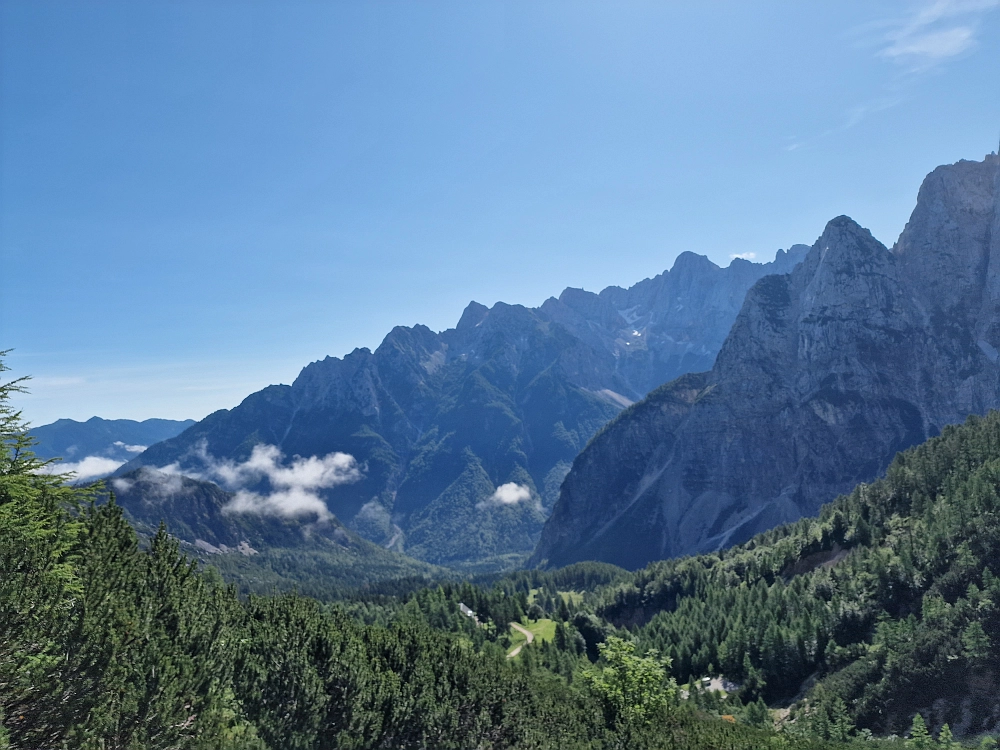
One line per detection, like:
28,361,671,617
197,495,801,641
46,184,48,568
541,245,807,398
531,154,1000,571
122,244,806,570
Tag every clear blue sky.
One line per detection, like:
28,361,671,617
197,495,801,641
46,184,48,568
3,1,999,425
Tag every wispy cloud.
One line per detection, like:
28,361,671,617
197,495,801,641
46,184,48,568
786,1,998,153
878,0,998,71
730,252,756,261
112,467,185,498
113,440,147,454
39,456,124,483
151,441,363,521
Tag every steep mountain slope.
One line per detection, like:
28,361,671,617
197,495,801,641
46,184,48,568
121,247,806,570
597,410,1000,737
532,154,1000,570
31,416,195,462
107,468,443,597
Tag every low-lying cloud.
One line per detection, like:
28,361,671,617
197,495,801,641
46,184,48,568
39,456,125,483
226,487,332,520
730,252,756,261
156,442,362,521
112,467,185,498
61,438,362,522
355,499,392,526
215,445,361,521
478,482,533,509
113,441,147,454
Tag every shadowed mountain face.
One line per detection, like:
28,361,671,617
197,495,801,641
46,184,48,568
120,247,806,570
531,154,1000,571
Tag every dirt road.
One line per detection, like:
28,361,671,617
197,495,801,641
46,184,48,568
506,622,534,658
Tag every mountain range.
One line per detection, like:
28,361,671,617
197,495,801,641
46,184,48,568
532,153,1000,570
31,416,195,463
29,416,195,482
118,246,806,570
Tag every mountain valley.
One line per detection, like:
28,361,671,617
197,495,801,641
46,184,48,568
118,246,806,571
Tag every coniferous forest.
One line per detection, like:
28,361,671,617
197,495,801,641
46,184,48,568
7,352,1000,748
7,0,1000,744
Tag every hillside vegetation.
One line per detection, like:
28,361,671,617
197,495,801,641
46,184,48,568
1,387,883,748
106,467,447,599
592,410,1000,738
9,354,1000,746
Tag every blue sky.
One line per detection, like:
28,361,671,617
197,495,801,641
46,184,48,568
2,1,999,425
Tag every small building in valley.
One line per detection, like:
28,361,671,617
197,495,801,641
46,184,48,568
458,602,480,625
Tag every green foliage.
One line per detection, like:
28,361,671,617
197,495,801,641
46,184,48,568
906,714,932,748
0,355,958,748
962,620,991,662
582,636,676,732
742,697,771,728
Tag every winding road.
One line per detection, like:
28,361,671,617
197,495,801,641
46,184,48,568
506,622,534,658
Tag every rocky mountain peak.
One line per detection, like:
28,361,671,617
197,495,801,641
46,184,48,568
669,250,720,277
894,155,999,323
123,235,808,571
456,300,489,331
531,154,1000,571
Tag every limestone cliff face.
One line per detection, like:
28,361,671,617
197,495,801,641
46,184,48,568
540,244,807,398
531,154,1000,570
124,244,806,569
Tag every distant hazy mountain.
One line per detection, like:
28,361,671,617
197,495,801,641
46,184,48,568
32,416,196,461
121,247,806,571
531,153,1000,570
31,417,195,481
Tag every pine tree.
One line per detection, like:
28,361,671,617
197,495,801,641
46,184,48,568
963,621,991,663
906,713,933,749
937,723,961,749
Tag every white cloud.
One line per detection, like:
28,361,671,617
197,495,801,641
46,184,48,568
39,456,124,483
103,441,362,521
211,445,360,492
113,441,147,454
883,25,974,59
224,487,332,520
111,467,185,498
201,444,362,521
111,477,133,493
879,0,998,70
478,482,533,509
730,252,756,261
